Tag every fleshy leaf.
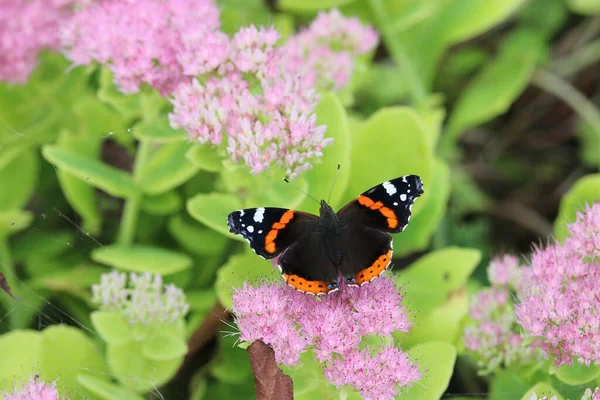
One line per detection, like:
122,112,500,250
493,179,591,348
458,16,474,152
0,330,42,392
298,93,351,211
278,0,356,12
91,245,192,275
77,374,145,400
555,362,600,385
186,143,224,172
567,0,600,14
215,251,280,309
42,146,138,198
142,333,188,361
554,173,600,241
139,142,200,195
39,325,108,397
396,247,481,314
107,341,183,393
132,116,186,143
91,311,132,345
187,193,244,240
141,191,182,216
403,341,457,400
0,147,38,211
0,210,33,237
168,214,229,256
342,107,433,216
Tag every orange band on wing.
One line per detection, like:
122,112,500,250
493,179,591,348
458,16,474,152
354,249,393,285
264,210,295,254
282,273,330,295
357,196,399,229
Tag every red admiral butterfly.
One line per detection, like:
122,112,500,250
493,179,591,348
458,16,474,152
227,174,424,296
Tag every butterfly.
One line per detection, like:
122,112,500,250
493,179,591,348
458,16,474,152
227,175,424,295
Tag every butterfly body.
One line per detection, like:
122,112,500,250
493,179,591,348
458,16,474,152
227,175,424,295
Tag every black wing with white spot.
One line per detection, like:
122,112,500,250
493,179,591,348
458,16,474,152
227,207,317,259
337,175,424,233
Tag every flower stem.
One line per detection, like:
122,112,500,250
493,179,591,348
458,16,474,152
551,39,600,77
367,0,427,106
117,139,152,245
531,69,600,138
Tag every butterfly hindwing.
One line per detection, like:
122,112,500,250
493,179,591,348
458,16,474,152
227,207,317,259
278,232,340,295
338,175,424,233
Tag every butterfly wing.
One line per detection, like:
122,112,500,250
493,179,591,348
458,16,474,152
227,208,317,259
227,207,338,295
337,175,424,285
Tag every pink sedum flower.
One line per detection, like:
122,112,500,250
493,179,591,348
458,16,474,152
3,376,60,400
516,203,600,366
464,255,542,373
62,0,222,95
0,0,74,84
232,277,420,399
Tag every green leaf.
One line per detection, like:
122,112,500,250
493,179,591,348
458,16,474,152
0,330,42,392
401,287,469,347
567,0,600,14
142,333,188,361
39,325,108,397
55,129,103,234
91,245,192,275
278,0,357,12
521,382,564,400
132,116,186,143
97,68,141,120
141,191,183,216
441,0,526,44
443,34,538,148
488,371,529,400
91,311,132,345
403,342,457,400
0,209,33,237
187,193,243,240
139,142,200,195
215,251,280,309
577,120,600,169
107,340,183,393
393,158,450,256
42,146,138,198
77,374,145,400
11,230,73,262
396,247,481,314
556,362,600,385
342,107,433,216
186,143,224,172
211,335,252,384
554,173,600,241
168,214,229,255
0,147,38,211
298,93,351,211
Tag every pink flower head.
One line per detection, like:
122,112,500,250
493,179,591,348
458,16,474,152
232,277,420,398
487,254,521,287
566,203,600,259
2,376,60,400
323,345,421,400
62,0,222,95
583,387,600,400
516,204,600,366
0,0,73,84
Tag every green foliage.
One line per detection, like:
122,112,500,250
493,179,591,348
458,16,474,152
403,342,457,400
554,173,600,241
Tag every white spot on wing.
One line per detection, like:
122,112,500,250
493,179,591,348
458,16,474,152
383,181,397,196
247,225,254,233
240,210,245,216
258,230,263,234
393,202,398,206
400,194,407,202
254,208,265,223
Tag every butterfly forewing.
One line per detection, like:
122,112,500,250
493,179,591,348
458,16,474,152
227,207,317,259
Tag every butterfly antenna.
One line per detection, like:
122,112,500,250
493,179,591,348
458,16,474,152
327,164,341,204
283,177,320,205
